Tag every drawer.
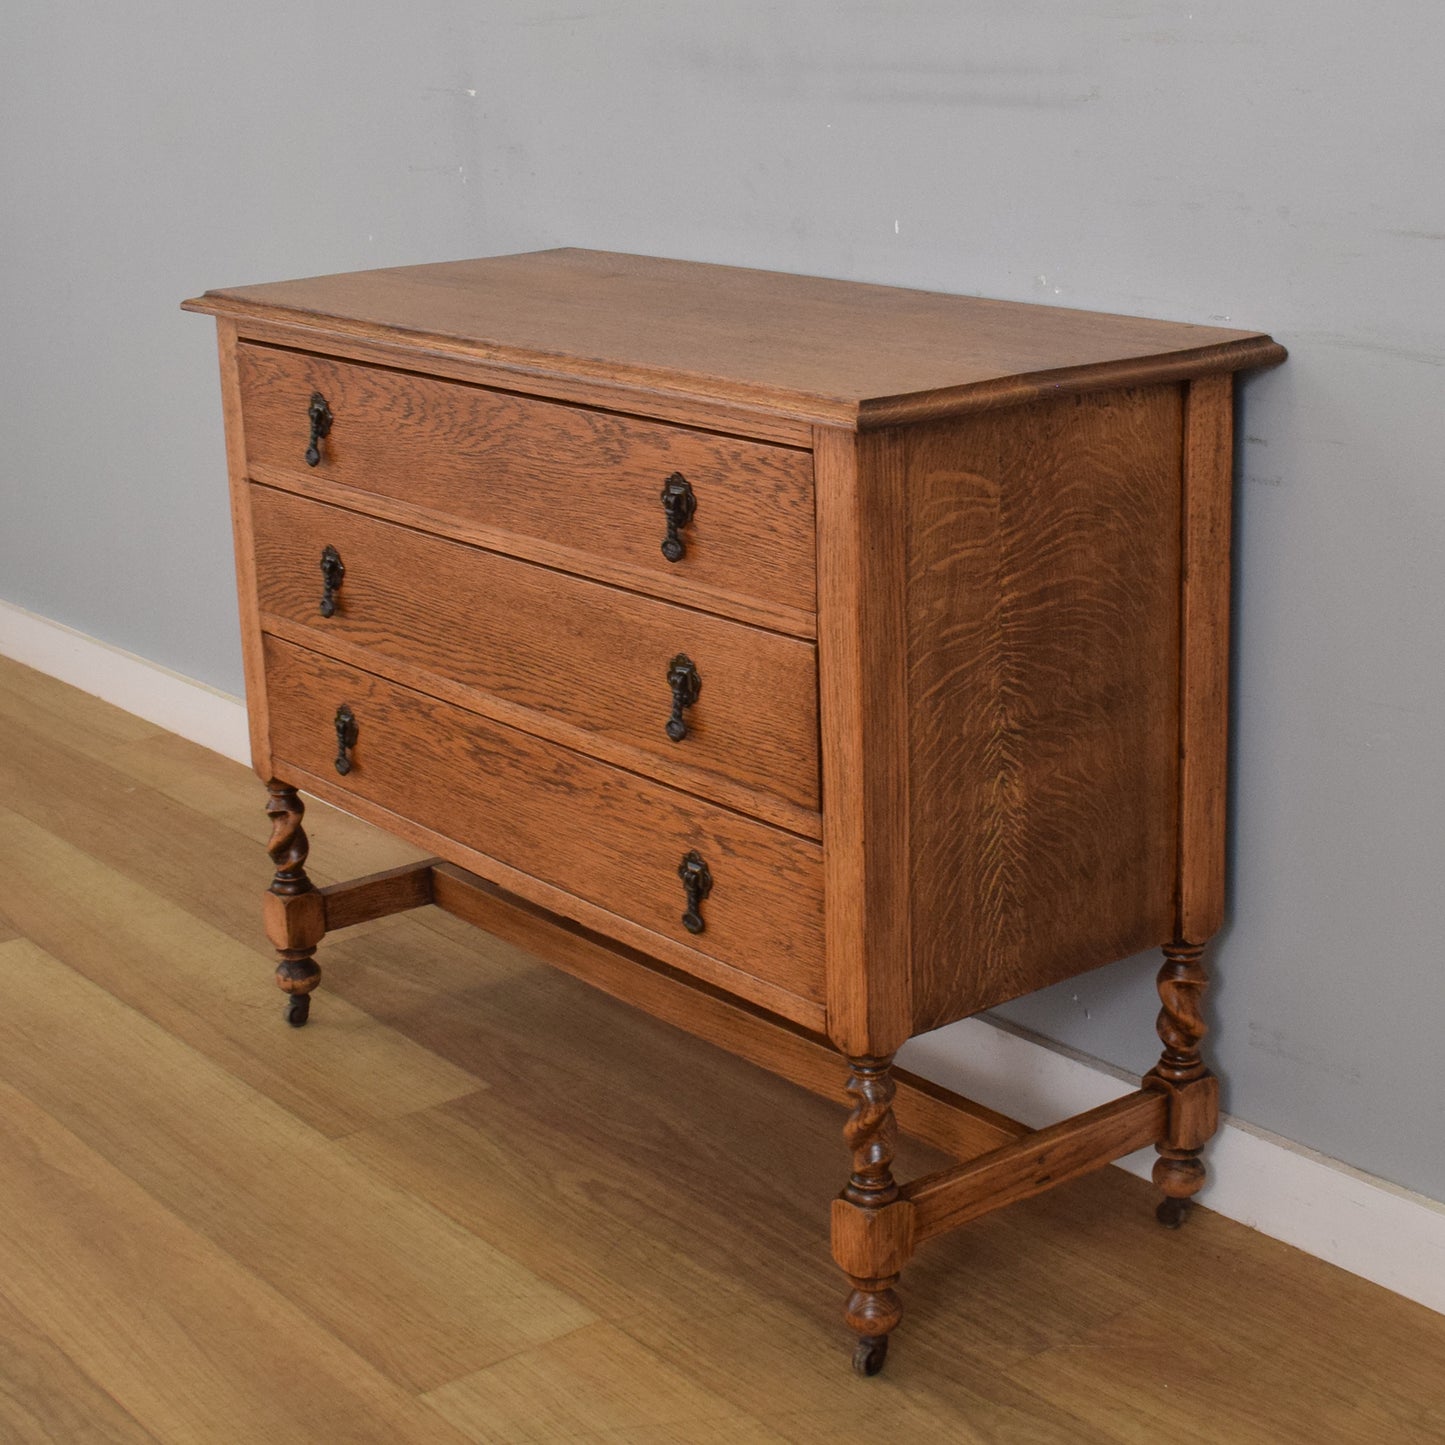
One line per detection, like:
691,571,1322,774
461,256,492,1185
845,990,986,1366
262,637,825,1021
236,343,817,632
250,486,820,832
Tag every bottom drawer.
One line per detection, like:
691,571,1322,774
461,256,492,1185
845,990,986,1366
262,637,825,1021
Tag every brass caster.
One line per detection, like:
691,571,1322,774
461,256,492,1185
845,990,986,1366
1156,1196,1191,1229
851,1334,889,1377
285,994,311,1029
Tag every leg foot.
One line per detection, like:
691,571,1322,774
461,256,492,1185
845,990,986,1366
1156,1195,1191,1229
275,952,321,1028
843,1278,902,1375
1153,1144,1205,1227
852,1334,889,1377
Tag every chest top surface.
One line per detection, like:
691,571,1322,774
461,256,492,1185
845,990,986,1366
183,248,1284,428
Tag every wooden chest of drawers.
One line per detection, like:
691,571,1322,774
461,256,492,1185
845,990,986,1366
185,249,1284,1374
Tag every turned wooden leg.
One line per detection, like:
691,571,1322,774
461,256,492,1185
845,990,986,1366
830,1056,914,1376
262,781,325,1028
1145,941,1220,1227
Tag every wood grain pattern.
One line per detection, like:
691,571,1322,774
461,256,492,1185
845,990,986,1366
0,657,428,903
277,762,828,1032
237,341,818,629
903,1091,1168,1241
185,249,1286,429
0,938,591,1395
1177,373,1235,944
906,386,1184,1031
250,484,821,832
999,1169,1445,1445
0,789,476,1144
0,1056,475,1445
0,1288,160,1443
319,860,435,933
422,1321,770,1441
1005,1291,1445,1445
230,311,818,447
814,427,912,1057
263,637,826,1016
325,936,938,1371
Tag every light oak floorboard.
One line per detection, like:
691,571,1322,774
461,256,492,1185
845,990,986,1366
108,728,430,888
0,935,591,1393
0,804,482,1139
0,1058,472,1444
337,975,1139,1439
0,1289,159,1445
0,662,163,756
0,654,1442,1442
0,705,403,957
1003,1301,1442,1445
422,1321,776,1443
6,668,486,955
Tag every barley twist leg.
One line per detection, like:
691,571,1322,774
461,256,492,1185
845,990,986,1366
264,782,323,1027
838,1057,903,1375
1150,942,1213,1226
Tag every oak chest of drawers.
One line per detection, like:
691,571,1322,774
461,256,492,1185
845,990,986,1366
185,249,1284,1374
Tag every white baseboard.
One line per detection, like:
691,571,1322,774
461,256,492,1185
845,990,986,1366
3,598,1442,1318
0,599,250,765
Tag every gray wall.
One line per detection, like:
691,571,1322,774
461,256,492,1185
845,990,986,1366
3,4,1440,1200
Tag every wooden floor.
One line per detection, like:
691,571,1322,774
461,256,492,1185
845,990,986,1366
0,655,1442,1444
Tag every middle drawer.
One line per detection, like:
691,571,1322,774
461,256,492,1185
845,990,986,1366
250,485,821,833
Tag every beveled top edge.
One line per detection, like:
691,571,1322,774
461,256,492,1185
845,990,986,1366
183,248,1286,429
855,336,1289,430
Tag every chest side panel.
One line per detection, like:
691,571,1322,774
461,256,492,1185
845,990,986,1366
907,385,1184,1031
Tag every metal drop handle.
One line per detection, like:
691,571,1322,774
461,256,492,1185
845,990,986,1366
665,654,701,741
678,850,712,934
319,545,345,617
333,704,358,775
660,473,696,562
305,392,333,467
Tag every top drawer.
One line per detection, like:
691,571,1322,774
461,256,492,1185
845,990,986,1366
235,343,817,633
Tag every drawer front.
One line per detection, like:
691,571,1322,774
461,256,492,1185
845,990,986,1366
237,343,817,629
250,486,820,831
263,637,825,1016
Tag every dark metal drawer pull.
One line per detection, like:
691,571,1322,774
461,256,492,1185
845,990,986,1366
659,472,696,562
678,850,712,935
319,545,345,617
665,654,702,741
333,704,358,775
305,392,333,467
